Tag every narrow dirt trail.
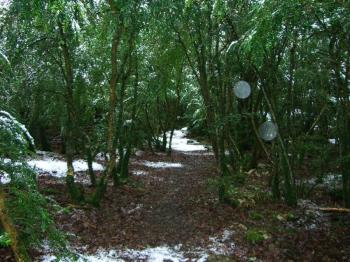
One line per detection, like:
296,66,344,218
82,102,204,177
126,151,219,247
36,133,246,261
56,150,233,252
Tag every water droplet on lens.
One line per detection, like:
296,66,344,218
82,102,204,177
259,121,278,141
234,80,251,99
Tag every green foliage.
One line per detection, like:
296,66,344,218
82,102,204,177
286,212,297,222
0,111,71,259
0,232,11,247
0,0,349,221
249,211,264,221
245,229,269,244
270,211,296,223
0,111,35,155
208,172,270,208
6,166,69,257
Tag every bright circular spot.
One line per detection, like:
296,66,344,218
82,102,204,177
259,121,278,141
234,80,251,99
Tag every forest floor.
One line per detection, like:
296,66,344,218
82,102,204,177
1,130,350,261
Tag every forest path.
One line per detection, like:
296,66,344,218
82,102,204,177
36,131,245,261
2,129,345,261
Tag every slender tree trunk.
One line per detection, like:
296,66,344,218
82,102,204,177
86,147,96,187
58,21,82,202
91,2,123,205
168,129,174,154
106,23,122,181
198,65,219,160
329,35,350,207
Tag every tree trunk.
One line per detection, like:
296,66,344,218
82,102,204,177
58,20,82,202
91,2,123,205
106,22,123,181
86,147,96,187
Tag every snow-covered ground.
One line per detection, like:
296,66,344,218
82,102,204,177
27,151,104,178
167,128,207,152
23,128,206,181
208,229,235,255
30,128,227,261
42,246,196,262
304,173,342,189
141,161,183,169
132,170,149,176
183,151,214,156
290,199,331,231
40,228,237,262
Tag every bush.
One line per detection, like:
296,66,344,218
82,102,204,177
0,232,11,247
246,229,269,244
0,110,71,260
249,211,264,221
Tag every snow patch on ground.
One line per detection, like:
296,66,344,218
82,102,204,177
27,151,104,178
119,246,188,262
183,151,215,156
40,229,239,261
208,229,235,255
134,150,144,157
168,128,207,152
141,161,183,169
132,170,149,176
304,173,342,189
41,246,205,262
285,199,330,231
95,152,107,161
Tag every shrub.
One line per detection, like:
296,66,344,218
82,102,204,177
246,229,269,244
0,110,71,260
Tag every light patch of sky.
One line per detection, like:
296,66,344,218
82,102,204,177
329,96,337,103
0,171,11,184
140,2,148,10
0,0,11,9
328,139,336,145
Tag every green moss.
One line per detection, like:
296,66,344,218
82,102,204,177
61,207,72,215
249,211,264,220
246,229,269,244
41,188,60,195
286,212,297,221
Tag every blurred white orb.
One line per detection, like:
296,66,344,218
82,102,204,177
234,80,251,99
259,121,278,141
